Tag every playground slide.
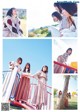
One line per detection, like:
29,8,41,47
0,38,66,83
10,100,36,110
2,72,12,96
2,67,18,102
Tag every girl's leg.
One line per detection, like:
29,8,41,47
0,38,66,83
39,103,42,110
36,105,39,109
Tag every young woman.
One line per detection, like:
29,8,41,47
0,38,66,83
57,90,62,105
15,63,31,102
3,57,23,99
51,11,65,32
57,91,69,108
9,57,23,99
3,8,23,37
53,3,69,30
59,3,77,37
32,66,48,109
9,57,23,71
52,11,62,22
23,63,30,73
54,48,72,73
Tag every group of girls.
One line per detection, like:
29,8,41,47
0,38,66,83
9,57,48,110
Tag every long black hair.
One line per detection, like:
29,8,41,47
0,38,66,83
66,48,72,55
41,65,48,73
66,48,72,52
52,11,62,21
54,3,62,13
7,8,16,17
60,3,77,29
59,3,77,16
23,63,31,73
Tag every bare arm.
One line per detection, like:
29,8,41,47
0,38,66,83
33,71,41,79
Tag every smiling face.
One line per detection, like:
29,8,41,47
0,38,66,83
67,50,72,55
18,60,22,65
17,58,22,65
42,66,48,73
26,64,30,69
52,16,59,22
12,9,17,17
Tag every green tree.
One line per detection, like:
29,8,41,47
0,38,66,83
54,89,58,96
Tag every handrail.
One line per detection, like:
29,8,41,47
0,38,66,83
17,73,52,89
54,61,77,72
29,83,52,95
2,71,52,89
2,71,52,110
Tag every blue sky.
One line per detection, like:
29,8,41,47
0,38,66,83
3,39,52,87
54,75,78,93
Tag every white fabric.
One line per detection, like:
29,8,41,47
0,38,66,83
49,16,77,37
3,16,23,37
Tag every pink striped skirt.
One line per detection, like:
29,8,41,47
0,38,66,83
15,75,30,101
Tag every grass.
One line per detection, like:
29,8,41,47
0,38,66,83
10,104,28,110
68,97,77,109
54,96,77,110
10,105,23,110
28,27,52,37
28,24,59,37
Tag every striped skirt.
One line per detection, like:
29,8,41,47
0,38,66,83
15,75,30,101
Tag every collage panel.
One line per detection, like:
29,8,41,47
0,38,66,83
28,0,54,38
3,8,27,37
53,75,78,110
2,39,52,110
53,39,78,74
28,1,78,38
49,1,78,37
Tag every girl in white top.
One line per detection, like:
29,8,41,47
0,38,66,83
9,57,22,73
3,57,22,99
59,3,77,37
9,57,22,99
51,3,77,37
23,63,31,74
51,11,69,31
